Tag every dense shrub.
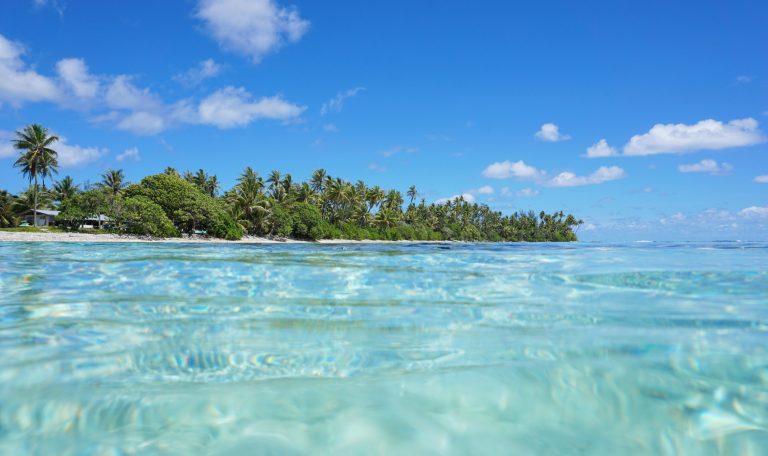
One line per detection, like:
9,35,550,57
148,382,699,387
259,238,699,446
124,173,243,240
289,202,324,240
268,204,293,238
117,196,179,237
56,189,109,230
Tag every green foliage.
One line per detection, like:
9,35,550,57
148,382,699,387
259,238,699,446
115,196,179,237
56,189,109,230
0,190,18,227
207,212,244,240
289,202,324,240
123,173,243,240
268,204,294,238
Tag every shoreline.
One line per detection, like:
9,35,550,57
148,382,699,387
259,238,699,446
0,230,450,244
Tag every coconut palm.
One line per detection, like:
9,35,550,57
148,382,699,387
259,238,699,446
310,168,327,193
101,169,126,197
52,176,79,204
407,185,418,206
13,124,59,227
0,190,17,227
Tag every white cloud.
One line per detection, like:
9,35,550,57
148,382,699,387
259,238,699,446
56,137,107,167
116,147,140,162
736,75,752,84
624,118,765,156
0,142,14,158
322,123,338,132
584,139,617,158
368,162,386,173
117,112,168,135
546,166,626,187
56,58,99,99
0,33,308,136
381,145,417,157
196,0,309,63
678,159,733,175
476,185,494,195
739,206,768,218
32,0,65,16
105,76,162,111
435,193,475,205
0,130,14,158
482,160,544,180
535,123,570,142
500,187,512,197
173,59,222,86
321,87,365,115
0,33,60,105
196,86,306,128
516,188,539,197
754,175,768,184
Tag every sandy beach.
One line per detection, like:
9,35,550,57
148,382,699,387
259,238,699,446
0,230,448,244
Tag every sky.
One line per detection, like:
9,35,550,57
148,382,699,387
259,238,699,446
0,0,766,241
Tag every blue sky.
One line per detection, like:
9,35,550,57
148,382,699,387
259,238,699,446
1,0,766,240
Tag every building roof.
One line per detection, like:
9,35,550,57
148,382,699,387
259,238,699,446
25,209,60,216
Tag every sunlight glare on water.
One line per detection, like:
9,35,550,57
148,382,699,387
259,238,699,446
0,241,767,454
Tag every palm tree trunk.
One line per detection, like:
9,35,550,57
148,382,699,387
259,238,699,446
33,176,38,227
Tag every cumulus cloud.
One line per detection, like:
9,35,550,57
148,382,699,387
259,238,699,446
624,118,765,155
678,159,733,175
435,193,475,205
196,0,309,63
321,87,365,115
516,188,539,197
0,32,307,136
0,34,60,105
754,175,768,184
105,76,162,111
546,166,626,187
322,123,338,132
56,58,99,99
482,160,545,180
117,112,168,135
535,123,570,142
196,86,305,128
739,206,768,218
584,139,618,158
116,147,140,162
475,185,494,195
55,137,107,167
173,59,222,87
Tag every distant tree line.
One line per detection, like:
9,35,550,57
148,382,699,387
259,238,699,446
1,124,583,241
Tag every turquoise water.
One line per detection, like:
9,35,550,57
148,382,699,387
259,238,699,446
0,241,767,455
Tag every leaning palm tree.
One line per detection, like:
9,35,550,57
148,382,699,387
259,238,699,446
407,185,418,206
13,124,59,227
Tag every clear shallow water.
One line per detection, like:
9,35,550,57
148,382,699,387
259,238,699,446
0,241,767,455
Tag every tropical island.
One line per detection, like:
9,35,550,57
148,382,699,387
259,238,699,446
1,124,583,242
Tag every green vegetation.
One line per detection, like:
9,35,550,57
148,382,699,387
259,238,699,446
2,123,583,241
12,124,59,227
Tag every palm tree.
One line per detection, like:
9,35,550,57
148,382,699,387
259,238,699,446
0,190,17,227
52,176,79,204
267,170,282,198
101,169,126,197
310,168,327,194
13,124,59,227
407,185,417,206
